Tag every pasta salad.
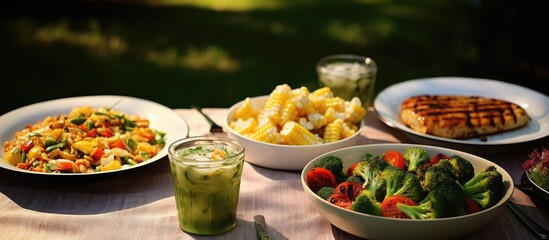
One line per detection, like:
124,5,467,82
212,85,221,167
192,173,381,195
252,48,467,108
2,106,166,173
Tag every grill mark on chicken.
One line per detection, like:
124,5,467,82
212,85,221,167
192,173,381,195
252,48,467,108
400,95,530,140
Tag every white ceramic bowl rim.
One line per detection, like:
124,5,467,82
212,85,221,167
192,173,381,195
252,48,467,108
301,143,514,222
225,95,365,148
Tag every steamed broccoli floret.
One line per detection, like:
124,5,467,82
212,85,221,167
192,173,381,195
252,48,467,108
316,186,335,200
469,189,500,210
397,181,467,219
362,153,385,163
346,175,364,185
316,155,346,182
462,166,504,209
412,161,431,182
353,153,388,188
462,166,503,195
367,173,386,199
351,190,382,216
423,158,474,190
440,181,468,217
381,165,406,198
403,147,430,172
393,173,426,202
422,163,455,191
447,155,474,185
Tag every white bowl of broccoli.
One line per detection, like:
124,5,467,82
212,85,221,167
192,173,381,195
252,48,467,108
301,143,513,240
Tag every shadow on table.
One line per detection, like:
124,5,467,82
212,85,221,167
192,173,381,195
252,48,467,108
0,158,174,214
332,225,365,240
244,133,408,193
185,217,289,240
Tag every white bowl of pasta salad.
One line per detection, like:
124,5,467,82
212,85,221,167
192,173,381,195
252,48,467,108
225,84,366,171
0,95,189,176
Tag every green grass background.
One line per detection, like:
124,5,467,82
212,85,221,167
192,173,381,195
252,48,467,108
1,0,547,115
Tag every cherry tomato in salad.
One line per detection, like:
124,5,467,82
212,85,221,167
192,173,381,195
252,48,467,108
334,182,363,201
430,153,450,165
347,162,360,177
19,140,34,153
100,128,115,137
91,148,105,161
465,197,481,214
327,193,353,209
88,128,97,138
381,195,416,218
78,123,88,131
307,167,337,192
109,140,126,149
384,150,406,170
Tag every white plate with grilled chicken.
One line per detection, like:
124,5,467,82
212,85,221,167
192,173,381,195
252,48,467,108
374,77,549,151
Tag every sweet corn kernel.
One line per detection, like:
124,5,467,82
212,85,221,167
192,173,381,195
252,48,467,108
280,121,321,145
345,97,366,123
323,119,344,143
250,122,282,144
263,84,292,125
235,97,259,120
281,100,299,126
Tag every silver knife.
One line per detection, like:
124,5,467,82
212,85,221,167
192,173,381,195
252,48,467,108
254,215,272,240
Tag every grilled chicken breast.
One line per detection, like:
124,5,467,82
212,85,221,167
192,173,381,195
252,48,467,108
400,95,530,139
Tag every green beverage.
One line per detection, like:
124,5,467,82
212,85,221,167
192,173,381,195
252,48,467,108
317,55,377,109
168,137,245,235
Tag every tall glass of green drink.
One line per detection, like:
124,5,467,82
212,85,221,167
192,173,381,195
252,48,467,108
168,136,245,235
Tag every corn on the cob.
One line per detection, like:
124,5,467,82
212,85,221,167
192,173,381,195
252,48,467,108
280,121,321,145
310,98,325,114
324,97,345,112
230,118,258,135
281,99,299,126
298,117,314,130
234,97,259,120
263,84,292,125
291,86,312,114
309,87,333,114
341,121,358,138
292,86,310,96
292,94,314,116
323,119,344,143
311,87,333,99
324,107,346,123
229,85,368,146
345,97,366,123
250,122,283,144
308,112,327,129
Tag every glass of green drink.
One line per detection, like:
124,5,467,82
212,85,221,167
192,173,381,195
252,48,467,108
317,54,377,109
168,136,245,235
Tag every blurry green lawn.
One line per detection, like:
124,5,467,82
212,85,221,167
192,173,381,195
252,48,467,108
1,0,547,115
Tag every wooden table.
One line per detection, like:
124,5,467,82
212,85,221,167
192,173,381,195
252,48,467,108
0,108,547,240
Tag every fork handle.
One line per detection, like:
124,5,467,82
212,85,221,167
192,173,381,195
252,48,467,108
192,106,221,127
507,202,549,239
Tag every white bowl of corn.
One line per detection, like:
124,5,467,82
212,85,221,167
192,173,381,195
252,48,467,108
225,84,366,171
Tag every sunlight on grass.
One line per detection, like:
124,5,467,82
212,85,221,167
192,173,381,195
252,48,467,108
145,46,240,72
33,19,128,55
269,21,296,35
13,18,240,71
326,21,369,46
143,0,288,11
